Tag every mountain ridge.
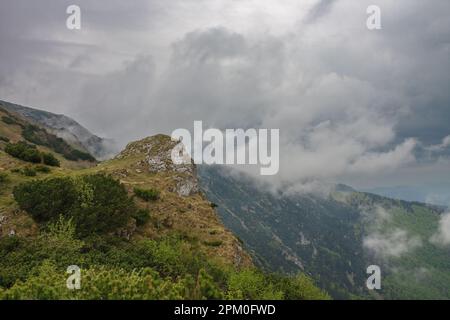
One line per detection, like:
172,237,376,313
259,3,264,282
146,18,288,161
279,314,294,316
0,100,119,160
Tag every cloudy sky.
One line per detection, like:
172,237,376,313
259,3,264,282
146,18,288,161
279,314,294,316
0,0,449,200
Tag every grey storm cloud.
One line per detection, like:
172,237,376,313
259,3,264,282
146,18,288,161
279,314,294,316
0,0,449,191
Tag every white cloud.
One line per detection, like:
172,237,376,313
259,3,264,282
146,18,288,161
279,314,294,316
348,138,416,174
362,206,422,259
427,135,450,152
364,229,422,259
430,212,450,246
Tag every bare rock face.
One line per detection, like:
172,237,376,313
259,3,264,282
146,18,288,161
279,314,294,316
173,175,199,197
115,134,199,197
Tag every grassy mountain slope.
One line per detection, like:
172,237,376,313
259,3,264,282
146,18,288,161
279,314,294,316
0,100,119,160
198,165,450,299
0,106,96,166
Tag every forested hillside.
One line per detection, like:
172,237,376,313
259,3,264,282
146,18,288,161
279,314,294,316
198,165,450,299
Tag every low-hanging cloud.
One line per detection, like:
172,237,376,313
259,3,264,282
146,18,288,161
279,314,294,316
364,229,422,259
430,212,450,246
362,206,422,259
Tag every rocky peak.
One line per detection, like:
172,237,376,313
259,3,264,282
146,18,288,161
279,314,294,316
115,134,199,197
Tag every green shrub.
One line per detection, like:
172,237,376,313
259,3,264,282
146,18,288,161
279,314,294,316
22,167,36,177
21,124,43,145
5,142,41,163
0,228,330,300
0,172,9,193
0,232,225,299
195,269,224,299
226,269,284,300
271,274,331,300
71,174,135,236
0,172,8,184
133,208,150,226
203,240,223,247
9,167,41,177
13,177,78,223
4,141,59,167
1,116,17,125
134,187,160,201
13,174,136,237
42,152,60,167
0,262,188,300
22,148,42,163
67,149,96,162
35,165,51,173
0,217,84,288
119,238,199,278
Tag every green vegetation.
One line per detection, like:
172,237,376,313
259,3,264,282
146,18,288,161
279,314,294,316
224,270,330,300
13,177,77,223
1,169,329,300
42,152,60,167
21,124,95,162
0,172,9,188
134,187,160,201
35,165,51,173
8,165,50,177
1,114,94,163
132,208,151,226
13,174,136,236
1,115,19,126
198,165,450,300
270,273,332,300
5,142,42,164
0,217,329,300
203,240,223,247
68,149,96,162
4,142,60,167
21,167,36,177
